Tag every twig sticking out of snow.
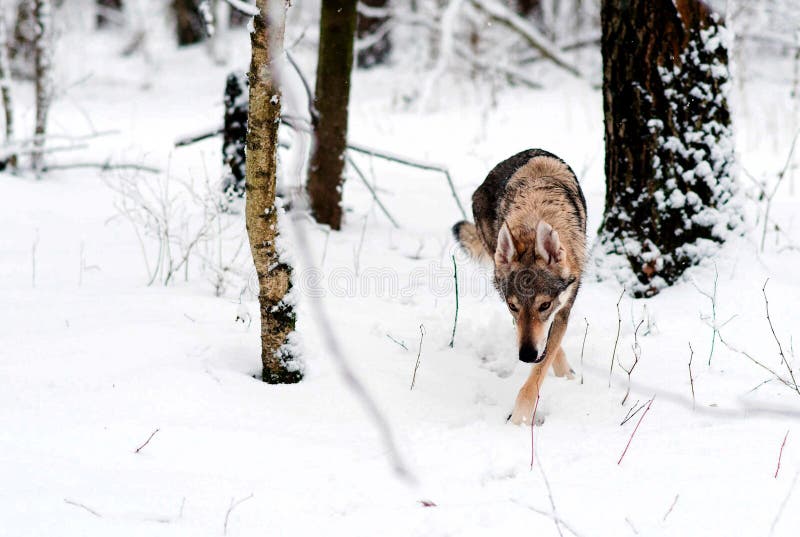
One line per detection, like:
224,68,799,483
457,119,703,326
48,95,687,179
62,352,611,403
449,255,459,348
775,430,790,479
535,456,564,537
763,279,799,392
134,428,160,454
618,319,643,406
64,498,102,518
770,469,800,536
608,288,625,388
688,342,696,410
529,394,540,469
410,325,426,390
579,318,588,385
617,395,655,465
691,264,720,366
620,400,644,427
662,494,679,522
386,334,408,351
761,129,800,252
223,493,253,536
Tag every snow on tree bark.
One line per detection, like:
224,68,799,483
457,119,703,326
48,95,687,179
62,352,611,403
246,0,301,383
31,0,52,177
222,71,248,199
307,0,357,230
596,0,739,298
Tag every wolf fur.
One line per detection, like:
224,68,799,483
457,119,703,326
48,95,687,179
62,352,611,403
453,149,587,425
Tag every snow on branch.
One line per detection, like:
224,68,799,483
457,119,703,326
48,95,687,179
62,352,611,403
224,0,258,17
468,0,584,78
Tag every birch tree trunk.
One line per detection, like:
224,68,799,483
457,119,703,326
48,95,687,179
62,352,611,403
597,0,738,297
246,0,301,384
306,0,357,230
31,0,51,177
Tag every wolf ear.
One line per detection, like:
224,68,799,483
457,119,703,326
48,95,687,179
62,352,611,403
495,222,519,266
536,220,565,265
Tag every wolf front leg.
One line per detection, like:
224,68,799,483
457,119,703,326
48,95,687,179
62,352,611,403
509,308,572,425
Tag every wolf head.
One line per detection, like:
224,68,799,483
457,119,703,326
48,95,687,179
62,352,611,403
493,221,576,364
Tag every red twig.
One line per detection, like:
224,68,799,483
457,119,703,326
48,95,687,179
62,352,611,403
617,395,655,465
134,428,160,454
775,429,790,478
529,394,541,470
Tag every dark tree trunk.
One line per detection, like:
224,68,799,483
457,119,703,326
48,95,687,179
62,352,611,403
96,0,122,28
172,0,205,46
307,0,357,230
598,0,738,297
356,0,391,69
222,71,248,199
246,0,301,383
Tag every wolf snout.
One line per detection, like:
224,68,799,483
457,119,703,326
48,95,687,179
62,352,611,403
518,343,542,363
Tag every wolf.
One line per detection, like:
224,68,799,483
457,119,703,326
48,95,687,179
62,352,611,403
452,149,587,425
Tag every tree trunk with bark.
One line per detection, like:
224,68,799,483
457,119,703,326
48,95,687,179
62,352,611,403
306,0,357,230
31,0,51,177
356,0,391,69
172,0,205,46
597,0,738,297
246,0,301,384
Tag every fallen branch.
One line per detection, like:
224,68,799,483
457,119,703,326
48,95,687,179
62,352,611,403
42,161,160,174
617,395,655,465
410,325,426,390
386,334,408,351
64,498,102,518
134,428,160,454
345,154,400,228
174,127,223,147
775,430,789,478
717,332,799,395
223,493,254,535
449,255,459,348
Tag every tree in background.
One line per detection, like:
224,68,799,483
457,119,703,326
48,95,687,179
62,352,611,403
597,0,738,297
306,0,357,230
96,0,123,28
0,7,16,170
172,0,205,46
357,0,391,68
246,0,301,383
31,0,52,177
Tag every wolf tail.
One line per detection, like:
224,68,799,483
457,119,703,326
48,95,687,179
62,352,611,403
452,221,490,263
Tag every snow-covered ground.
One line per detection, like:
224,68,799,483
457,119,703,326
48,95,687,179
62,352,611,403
2,9,800,537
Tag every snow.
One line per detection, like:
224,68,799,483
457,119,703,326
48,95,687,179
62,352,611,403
1,5,800,537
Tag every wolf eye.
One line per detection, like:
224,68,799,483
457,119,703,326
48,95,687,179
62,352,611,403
538,302,551,312
508,302,519,312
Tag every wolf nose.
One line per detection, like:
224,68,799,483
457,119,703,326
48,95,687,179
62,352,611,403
519,343,539,363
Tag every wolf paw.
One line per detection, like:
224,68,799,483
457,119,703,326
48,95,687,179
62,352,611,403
508,397,545,426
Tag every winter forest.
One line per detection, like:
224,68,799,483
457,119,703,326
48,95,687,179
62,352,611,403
2,0,800,535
